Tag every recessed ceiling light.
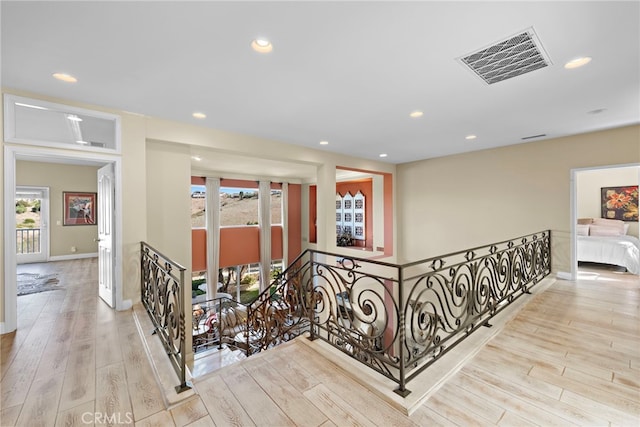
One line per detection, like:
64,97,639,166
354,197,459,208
409,110,424,118
379,153,388,158
76,140,89,145
192,156,202,161
465,135,477,140
251,38,273,53
564,57,591,69
192,112,206,119
52,73,77,83
319,141,329,145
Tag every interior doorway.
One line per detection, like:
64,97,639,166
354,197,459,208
570,163,640,280
2,144,124,334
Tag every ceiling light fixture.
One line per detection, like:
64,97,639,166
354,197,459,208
192,112,206,119
409,111,424,118
564,57,591,69
319,141,329,145
76,140,89,145
192,156,202,161
379,153,388,158
52,73,77,83
66,114,83,122
465,135,477,140
251,38,273,53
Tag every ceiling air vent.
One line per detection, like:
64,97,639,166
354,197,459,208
458,27,551,85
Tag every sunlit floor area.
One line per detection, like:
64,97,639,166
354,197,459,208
1,259,638,426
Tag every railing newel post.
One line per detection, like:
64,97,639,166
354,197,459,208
394,265,411,397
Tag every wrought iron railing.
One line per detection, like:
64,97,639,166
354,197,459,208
140,242,190,393
192,296,249,353
244,251,312,354
16,228,40,254
238,230,551,396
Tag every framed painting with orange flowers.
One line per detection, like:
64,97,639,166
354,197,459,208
601,186,638,221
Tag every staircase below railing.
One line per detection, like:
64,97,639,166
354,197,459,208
140,242,190,393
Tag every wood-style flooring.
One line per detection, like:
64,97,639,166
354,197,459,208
1,259,639,426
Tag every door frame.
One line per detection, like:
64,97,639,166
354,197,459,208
15,185,50,264
568,162,640,281
2,144,126,334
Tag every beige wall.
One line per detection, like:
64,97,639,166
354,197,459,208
120,113,148,303
16,161,99,256
397,125,640,273
577,166,639,237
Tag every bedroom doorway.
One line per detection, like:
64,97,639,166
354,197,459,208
571,163,640,280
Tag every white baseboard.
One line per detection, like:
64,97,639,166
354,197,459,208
556,271,572,280
0,322,15,335
48,252,98,262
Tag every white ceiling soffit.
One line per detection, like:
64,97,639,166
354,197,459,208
458,27,551,85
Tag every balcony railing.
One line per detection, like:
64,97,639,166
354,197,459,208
186,230,551,396
140,242,190,393
16,228,40,254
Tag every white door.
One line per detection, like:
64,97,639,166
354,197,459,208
16,187,49,264
98,163,115,307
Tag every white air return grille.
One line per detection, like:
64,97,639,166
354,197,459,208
458,28,551,85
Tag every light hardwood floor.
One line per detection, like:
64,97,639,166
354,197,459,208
1,259,639,426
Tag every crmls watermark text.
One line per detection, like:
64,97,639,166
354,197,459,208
82,412,134,425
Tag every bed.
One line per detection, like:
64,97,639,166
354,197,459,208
577,234,640,275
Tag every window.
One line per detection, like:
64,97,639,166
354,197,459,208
191,185,206,228
271,189,282,225
220,187,259,226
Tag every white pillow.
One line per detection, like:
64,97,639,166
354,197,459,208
576,224,590,236
593,218,625,234
589,225,623,236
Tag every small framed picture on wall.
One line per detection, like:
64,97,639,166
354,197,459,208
63,192,97,225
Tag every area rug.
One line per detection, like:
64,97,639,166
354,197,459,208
17,273,62,296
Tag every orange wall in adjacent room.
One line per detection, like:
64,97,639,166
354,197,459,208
308,185,317,244
288,184,302,262
336,179,373,249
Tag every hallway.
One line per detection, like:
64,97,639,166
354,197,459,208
1,259,639,426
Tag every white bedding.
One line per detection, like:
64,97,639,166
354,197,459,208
577,235,640,275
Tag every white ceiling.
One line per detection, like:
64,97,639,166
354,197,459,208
2,1,639,168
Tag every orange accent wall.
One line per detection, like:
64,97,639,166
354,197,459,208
271,225,283,260
337,179,373,249
309,185,317,244
288,184,302,263
192,229,207,272
219,226,260,268
383,173,393,256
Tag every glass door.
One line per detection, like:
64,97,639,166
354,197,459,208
16,187,49,264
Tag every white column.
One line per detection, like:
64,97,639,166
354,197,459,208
205,177,220,300
258,180,272,292
282,182,289,268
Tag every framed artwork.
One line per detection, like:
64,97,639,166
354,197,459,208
63,192,97,225
601,185,638,221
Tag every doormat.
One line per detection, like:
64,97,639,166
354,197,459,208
17,273,62,296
